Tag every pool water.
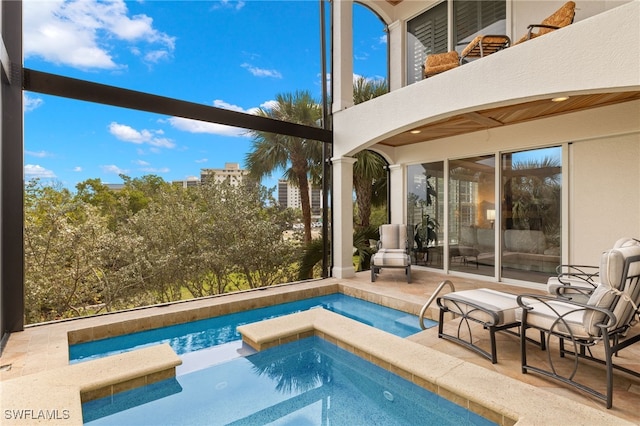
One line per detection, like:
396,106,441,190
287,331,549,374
83,337,496,426
70,293,434,364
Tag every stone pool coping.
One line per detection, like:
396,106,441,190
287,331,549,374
1,277,635,425
0,344,180,425
237,308,634,426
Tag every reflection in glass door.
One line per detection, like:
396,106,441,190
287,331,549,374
407,162,444,269
501,147,562,283
448,156,495,277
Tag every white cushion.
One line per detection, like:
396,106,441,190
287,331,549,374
519,298,590,339
379,224,408,250
439,288,520,326
372,251,410,267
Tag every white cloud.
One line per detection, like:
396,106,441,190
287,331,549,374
352,73,386,84
259,100,278,111
101,165,127,174
109,122,176,148
167,117,247,137
25,150,51,158
212,99,246,113
241,63,283,79
25,164,56,178
134,160,150,166
195,158,208,164
212,0,246,11
24,94,44,112
23,0,175,70
139,167,170,174
144,50,170,64
167,99,264,137
73,166,83,172
166,98,281,137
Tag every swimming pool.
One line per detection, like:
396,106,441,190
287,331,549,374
70,293,435,364
83,337,496,426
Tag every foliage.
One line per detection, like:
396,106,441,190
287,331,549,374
506,156,561,232
24,177,303,323
352,77,388,230
246,91,323,244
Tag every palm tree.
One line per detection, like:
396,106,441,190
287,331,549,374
353,151,386,229
246,91,323,243
352,77,388,229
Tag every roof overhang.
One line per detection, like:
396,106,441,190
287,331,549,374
333,1,640,157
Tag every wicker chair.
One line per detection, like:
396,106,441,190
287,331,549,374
422,51,460,78
515,1,576,44
459,35,511,64
423,1,576,78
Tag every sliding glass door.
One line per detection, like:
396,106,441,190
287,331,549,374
407,147,562,284
501,147,562,282
448,155,495,277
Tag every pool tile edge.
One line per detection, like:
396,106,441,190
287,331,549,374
0,344,181,426
237,309,633,426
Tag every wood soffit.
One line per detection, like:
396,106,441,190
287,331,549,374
377,91,640,147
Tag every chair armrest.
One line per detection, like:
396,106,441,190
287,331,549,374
524,24,562,40
527,23,562,31
555,264,599,286
517,294,618,336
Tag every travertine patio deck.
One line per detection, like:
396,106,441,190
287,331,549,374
1,269,639,424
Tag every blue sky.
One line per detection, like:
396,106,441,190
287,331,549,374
23,0,387,190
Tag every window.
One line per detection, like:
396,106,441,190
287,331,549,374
406,2,447,84
454,0,506,50
448,155,495,277
501,147,562,283
407,162,444,269
406,1,506,83
407,148,560,284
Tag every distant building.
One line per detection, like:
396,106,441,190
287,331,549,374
105,183,125,191
201,163,249,186
172,177,200,188
277,179,322,215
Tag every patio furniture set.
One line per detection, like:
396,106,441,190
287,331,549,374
423,1,576,78
436,237,640,409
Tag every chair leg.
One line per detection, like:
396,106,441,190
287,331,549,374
371,266,376,282
520,323,528,374
406,266,411,283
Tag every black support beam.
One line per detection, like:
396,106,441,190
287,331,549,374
23,69,333,144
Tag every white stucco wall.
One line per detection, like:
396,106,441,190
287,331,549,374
330,0,640,280
333,0,640,158
569,133,640,264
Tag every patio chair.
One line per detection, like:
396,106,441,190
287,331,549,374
517,242,640,408
459,35,511,64
422,35,510,78
422,51,460,78
422,1,575,78
547,238,640,303
371,224,412,283
514,1,576,44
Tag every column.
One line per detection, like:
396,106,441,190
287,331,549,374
331,156,357,278
332,0,354,113
389,164,405,224
387,20,404,91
